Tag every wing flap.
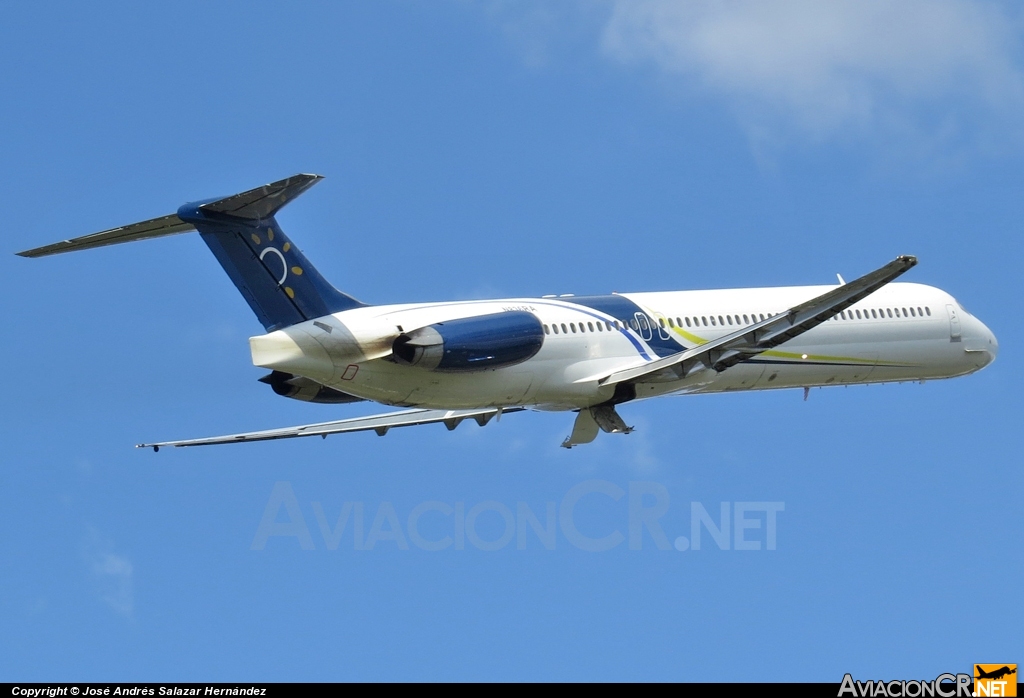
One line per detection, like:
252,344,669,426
600,255,918,386
138,406,522,450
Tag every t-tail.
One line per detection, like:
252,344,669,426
16,174,364,331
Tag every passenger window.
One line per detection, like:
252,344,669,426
676,317,682,327
630,319,639,331
916,307,923,316
886,308,893,318
701,317,708,326
553,324,559,334
659,318,665,328
718,316,724,325
685,317,692,327
710,317,716,326
742,314,748,323
925,307,931,316
607,322,613,331
560,323,567,333
902,308,908,317
726,315,733,325
870,309,877,318
596,322,603,332
854,310,860,319
667,318,674,328
909,308,915,317
571,323,577,333
588,322,594,332
543,324,550,334
759,314,765,321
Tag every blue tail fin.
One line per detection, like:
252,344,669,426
177,174,364,331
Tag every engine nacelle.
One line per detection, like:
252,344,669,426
392,311,544,372
258,371,364,404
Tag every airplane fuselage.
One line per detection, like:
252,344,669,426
252,281,997,412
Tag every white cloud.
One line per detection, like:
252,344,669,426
83,529,134,617
600,0,1024,150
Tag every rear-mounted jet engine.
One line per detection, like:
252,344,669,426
392,310,544,371
258,370,364,404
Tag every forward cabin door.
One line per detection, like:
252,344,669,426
946,304,962,342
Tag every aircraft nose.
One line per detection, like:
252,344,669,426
969,317,998,368
986,324,999,362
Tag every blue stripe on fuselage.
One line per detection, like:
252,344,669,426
529,298,657,360
564,295,684,358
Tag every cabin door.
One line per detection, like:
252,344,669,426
946,304,962,342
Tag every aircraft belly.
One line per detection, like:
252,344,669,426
322,359,544,409
707,361,766,391
403,370,536,408
323,361,416,406
758,356,876,388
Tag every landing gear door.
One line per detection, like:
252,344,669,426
946,304,962,342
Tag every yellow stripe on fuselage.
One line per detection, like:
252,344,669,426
663,319,901,366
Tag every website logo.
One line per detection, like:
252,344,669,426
974,665,1017,697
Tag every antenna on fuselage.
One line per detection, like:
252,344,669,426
836,273,846,285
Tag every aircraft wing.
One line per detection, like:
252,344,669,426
600,255,918,386
137,406,522,450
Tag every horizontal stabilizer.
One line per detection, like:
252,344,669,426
199,173,323,221
16,213,194,258
138,406,524,449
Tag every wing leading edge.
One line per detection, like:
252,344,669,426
138,406,523,450
600,255,918,386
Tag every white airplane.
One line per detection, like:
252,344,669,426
17,174,998,450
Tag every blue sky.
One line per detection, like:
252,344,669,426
1,1,1021,682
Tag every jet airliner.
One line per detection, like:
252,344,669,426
16,174,998,449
